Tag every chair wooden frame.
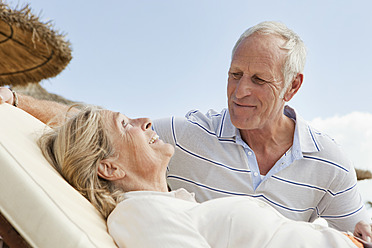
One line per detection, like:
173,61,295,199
0,212,31,248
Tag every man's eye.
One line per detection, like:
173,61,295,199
230,72,242,80
252,76,267,85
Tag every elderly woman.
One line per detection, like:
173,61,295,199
32,104,368,248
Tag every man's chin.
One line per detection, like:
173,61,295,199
230,116,257,130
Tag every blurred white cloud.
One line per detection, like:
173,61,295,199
310,112,372,171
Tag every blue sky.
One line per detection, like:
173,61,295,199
3,0,372,216
9,0,371,121
5,0,372,203
6,1,372,170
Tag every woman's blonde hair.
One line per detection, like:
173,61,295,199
38,105,124,219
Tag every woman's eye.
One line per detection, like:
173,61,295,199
122,120,128,128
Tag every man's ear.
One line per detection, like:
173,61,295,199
97,159,126,181
283,73,303,102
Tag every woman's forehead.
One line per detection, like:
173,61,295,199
102,110,126,119
103,110,131,129
100,110,120,129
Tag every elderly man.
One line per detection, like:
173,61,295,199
0,21,371,241
151,21,371,239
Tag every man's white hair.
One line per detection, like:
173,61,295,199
232,21,307,98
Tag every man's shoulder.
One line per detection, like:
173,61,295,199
185,108,227,124
153,108,234,143
307,123,344,153
292,109,354,171
154,108,226,123
183,108,235,137
304,124,354,171
293,109,346,158
155,108,230,133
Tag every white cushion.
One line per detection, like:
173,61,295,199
0,104,117,248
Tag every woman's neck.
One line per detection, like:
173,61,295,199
121,177,169,193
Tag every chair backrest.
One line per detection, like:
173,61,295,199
0,104,118,248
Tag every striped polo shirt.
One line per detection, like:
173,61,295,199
153,105,370,232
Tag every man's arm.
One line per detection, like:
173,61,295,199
0,87,75,126
319,164,371,237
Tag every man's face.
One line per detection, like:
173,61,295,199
227,33,288,131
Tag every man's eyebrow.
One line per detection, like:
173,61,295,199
229,65,241,71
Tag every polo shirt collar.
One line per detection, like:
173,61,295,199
219,106,322,153
289,106,323,153
218,109,237,138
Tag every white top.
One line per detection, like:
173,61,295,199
107,189,358,248
153,106,370,232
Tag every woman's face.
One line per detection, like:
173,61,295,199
103,110,174,190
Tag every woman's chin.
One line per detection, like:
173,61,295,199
165,143,175,157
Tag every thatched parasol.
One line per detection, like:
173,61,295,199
355,168,372,181
0,1,72,86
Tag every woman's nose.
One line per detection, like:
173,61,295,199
133,118,152,130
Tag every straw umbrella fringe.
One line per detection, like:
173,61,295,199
0,1,72,86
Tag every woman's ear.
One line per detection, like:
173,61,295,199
283,73,303,102
97,160,126,181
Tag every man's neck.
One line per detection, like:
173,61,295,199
239,115,295,175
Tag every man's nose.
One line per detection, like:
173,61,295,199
235,75,253,98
